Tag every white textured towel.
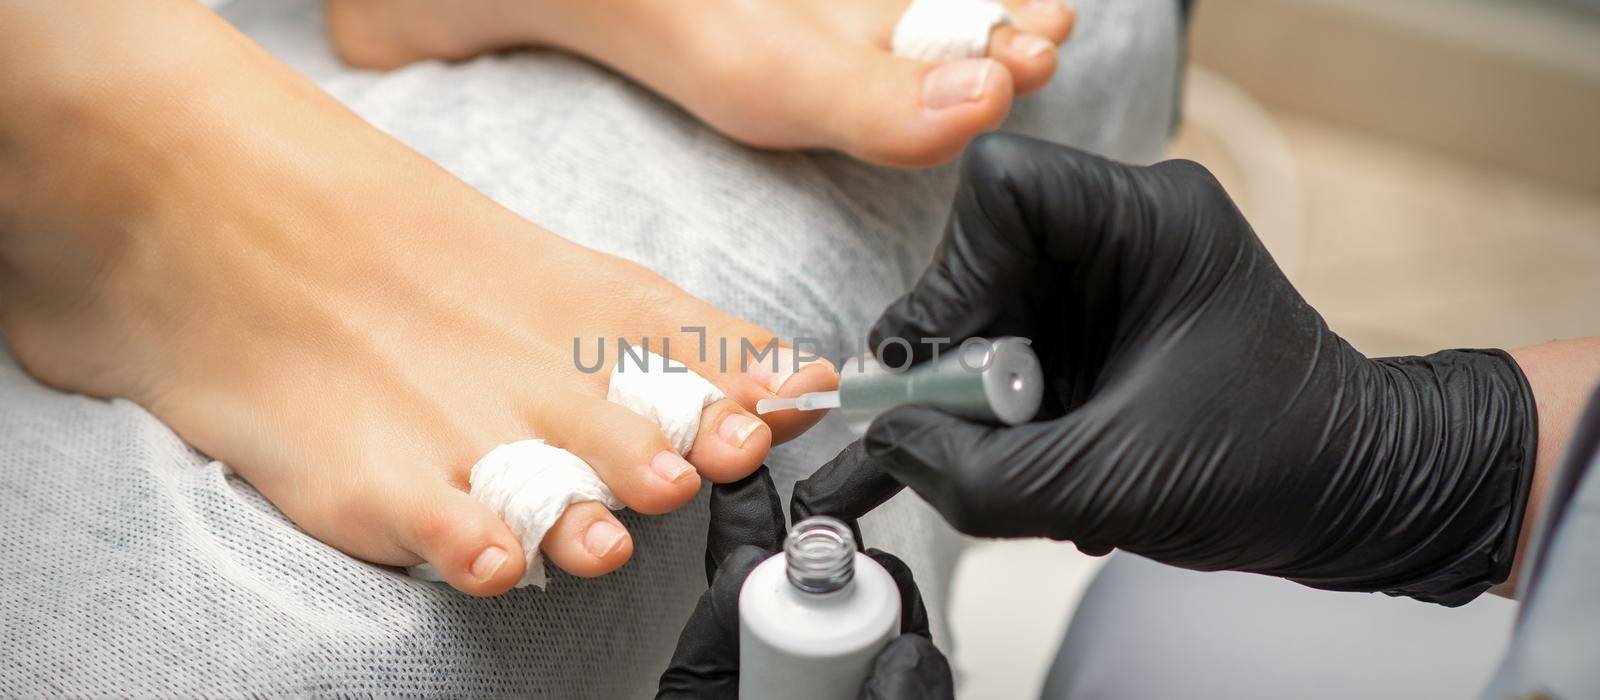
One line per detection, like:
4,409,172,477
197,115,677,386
411,351,724,588
607,354,725,456
892,0,1010,62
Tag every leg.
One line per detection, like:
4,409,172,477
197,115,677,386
323,0,1078,167
0,0,1181,693
0,0,836,598
233,0,1180,669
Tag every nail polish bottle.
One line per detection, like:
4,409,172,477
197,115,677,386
739,516,900,699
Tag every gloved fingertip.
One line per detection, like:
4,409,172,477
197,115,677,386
712,545,769,584
863,548,912,579
862,405,977,458
861,635,955,700
790,442,904,549
860,407,919,455
706,466,786,583
1073,540,1114,557
865,548,933,638
787,496,866,553
705,545,771,619
868,325,914,371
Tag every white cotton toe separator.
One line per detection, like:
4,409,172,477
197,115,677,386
892,0,1011,63
410,351,725,589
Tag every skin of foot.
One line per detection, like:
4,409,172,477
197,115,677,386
0,0,837,596
324,0,1077,167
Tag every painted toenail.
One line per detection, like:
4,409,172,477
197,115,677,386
1012,34,1055,58
719,413,763,449
923,59,996,110
584,520,628,558
745,346,797,393
649,450,695,483
744,347,834,394
470,546,508,583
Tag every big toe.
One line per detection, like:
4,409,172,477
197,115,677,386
823,51,1013,168
396,485,528,596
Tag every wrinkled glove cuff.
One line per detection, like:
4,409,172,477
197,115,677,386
1292,348,1538,606
1388,348,1538,605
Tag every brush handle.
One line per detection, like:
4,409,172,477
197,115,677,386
837,337,1043,436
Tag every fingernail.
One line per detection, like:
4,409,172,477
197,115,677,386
719,413,763,449
923,59,996,110
1012,33,1055,58
1030,0,1062,15
470,546,508,583
648,450,695,484
583,520,628,558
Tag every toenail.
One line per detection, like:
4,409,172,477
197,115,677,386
746,346,799,394
719,413,763,449
1030,0,1062,15
584,521,628,558
923,59,996,110
470,546,508,583
649,450,695,484
1012,33,1055,58
747,349,835,397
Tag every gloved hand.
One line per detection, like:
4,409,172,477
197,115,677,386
656,465,953,699
824,134,1538,606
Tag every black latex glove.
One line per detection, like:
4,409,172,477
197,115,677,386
657,466,954,699
823,134,1538,606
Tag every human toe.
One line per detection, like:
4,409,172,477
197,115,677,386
885,57,1012,167
396,485,528,596
1001,0,1075,43
727,345,839,444
688,399,772,483
818,48,1012,167
988,27,1058,93
541,502,634,578
539,398,702,515
656,314,839,443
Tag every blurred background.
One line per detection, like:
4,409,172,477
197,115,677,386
950,0,1600,695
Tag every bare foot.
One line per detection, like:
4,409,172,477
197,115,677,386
0,1,836,596
325,0,1075,167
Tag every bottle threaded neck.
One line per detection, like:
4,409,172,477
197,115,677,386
785,516,856,594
